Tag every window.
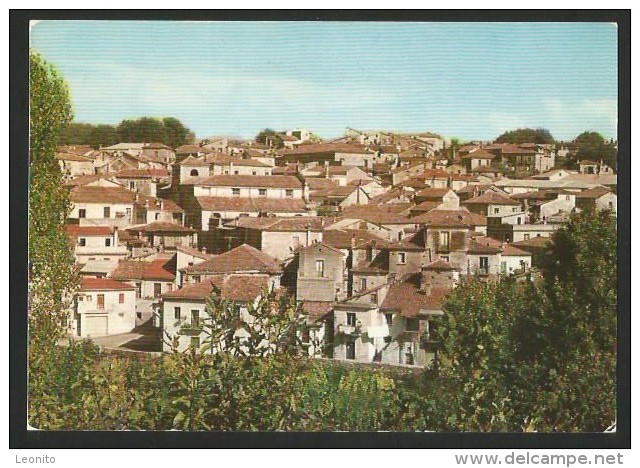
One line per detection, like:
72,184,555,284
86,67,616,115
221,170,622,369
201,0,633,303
129,181,135,190
78,238,86,247
439,231,450,250
346,341,356,360
190,169,199,177
347,312,357,326
167,284,172,293
566,195,571,201
385,313,393,326
232,188,240,196
105,238,111,247
512,207,518,213
371,292,378,304
517,217,522,225
285,189,294,198
258,188,267,196
398,252,407,264
406,318,419,332
193,276,201,283
154,283,162,297
97,294,105,309
315,259,325,278
360,278,367,291
292,236,300,247
224,170,229,175
155,212,160,220
523,234,530,241
494,208,500,214
191,309,200,327
103,207,111,218
86,294,92,302
190,337,200,349
234,170,239,175
440,255,449,262
479,256,489,273
118,293,125,304
252,171,257,176
398,231,403,241
78,209,86,218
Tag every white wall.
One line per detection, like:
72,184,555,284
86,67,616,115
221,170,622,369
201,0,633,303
69,202,135,224
74,289,136,337
261,231,323,261
193,185,303,199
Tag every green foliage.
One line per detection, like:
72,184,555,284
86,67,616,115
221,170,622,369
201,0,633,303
572,131,617,171
495,128,555,144
58,116,192,149
255,128,284,148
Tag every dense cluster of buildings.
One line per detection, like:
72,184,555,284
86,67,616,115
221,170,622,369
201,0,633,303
60,127,617,367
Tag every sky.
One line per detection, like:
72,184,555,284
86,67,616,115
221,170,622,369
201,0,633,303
30,21,618,142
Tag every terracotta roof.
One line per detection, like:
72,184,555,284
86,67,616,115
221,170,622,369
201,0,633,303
177,155,211,166
111,258,176,281
66,225,112,237
463,191,521,206
80,278,135,291
305,178,339,191
501,145,535,155
574,186,613,199
467,239,502,255
578,159,598,165
511,236,552,248
414,187,452,199
229,216,330,232
64,174,116,187
340,205,412,224
137,195,184,212
163,275,270,302
196,174,302,189
460,149,496,160
207,155,270,167
56,152,94,162
381,274,450,316
424,259,457,271
175,145,214,154
126,222,195,234
196,197,307,213
412,209,486,227
297,241,344,256
182,244,281,275
115,168,170,179
322,229,389,250
278,143,371,156
410,201,441,213
455,183,494,194
386,232,426,251
501,244,532,257
300,301,334,322
175,245,215,260
70,185,136,204
352,250,389,274
310,185,356,199
471,165,504,174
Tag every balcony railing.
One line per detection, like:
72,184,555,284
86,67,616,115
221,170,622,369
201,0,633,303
337,322,361,336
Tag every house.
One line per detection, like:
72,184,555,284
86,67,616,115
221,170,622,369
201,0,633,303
301,165,372,187
465,236,532,276
160,274,273,353
339,204,416,242
66,225,129,264
134,195,185,225
114,168,170,197
174,245,216,287
180,244,282,287
174,144,215,162
71,278,136,338
125,221,198,251
69,185,136,227
56,151,94,179
460,149,496,172
462,191,524,222
411,188,460,213
207,154,273,176
111,256,177,300
219,216,328,260
277,143,379,170
575,186,617,213
297,242,346,303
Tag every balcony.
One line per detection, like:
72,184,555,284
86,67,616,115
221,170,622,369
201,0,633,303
179,322,203,336
337,322,361,336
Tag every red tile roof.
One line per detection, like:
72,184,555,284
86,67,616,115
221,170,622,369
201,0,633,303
182,244,281,275
126,221,195,234
381,274,450,316
115,168,170,179
136,195,184,212
574,186,613,199
460,149,496,160
229,216,331,232
80,278,135,291
278,143,372,156
66,225,112,237
340,205,412,224
196,174,302,189
414,187,452,199
56,152,94,162
111,258,176,281
412,209,486,227
70,185,136,204
424,259,457,271
300,301,334,322
163,275,270,302
322,229,390,250
463,191,521,206
501,244,532,257
196,197,307,213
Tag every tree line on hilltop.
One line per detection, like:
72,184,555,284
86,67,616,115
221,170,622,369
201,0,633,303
58,117,195,149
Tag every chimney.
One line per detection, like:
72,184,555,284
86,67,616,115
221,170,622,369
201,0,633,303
201,246,207,255
350,233,356,250
325,160,330,178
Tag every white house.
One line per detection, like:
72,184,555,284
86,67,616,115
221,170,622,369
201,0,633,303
72,278,137,338
66,225,129,263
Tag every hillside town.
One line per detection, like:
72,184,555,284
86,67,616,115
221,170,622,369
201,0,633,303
60,128,618,367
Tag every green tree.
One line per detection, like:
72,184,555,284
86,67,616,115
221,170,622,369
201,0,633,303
58,122,95,146
88,124,119,148
495,128,555,144
255,128,284,148
162,117,190,148
572,131,617,171
29,51,81,428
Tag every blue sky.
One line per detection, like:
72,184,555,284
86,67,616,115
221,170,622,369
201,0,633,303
30,21,618,141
